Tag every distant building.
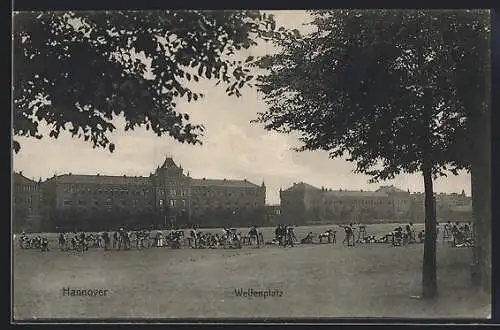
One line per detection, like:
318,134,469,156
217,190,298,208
40,172,153,231
264,204,281,226
409,190,471,222
189,177,266,228
279,182,323,225
279,182,467,225
18,156,266,232
12,172,42,232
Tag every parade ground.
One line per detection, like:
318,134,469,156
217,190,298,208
12,224,491,320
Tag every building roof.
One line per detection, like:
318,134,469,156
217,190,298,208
283,182,321,192
190,178,260,188
324,190,388,198
160,157,180,169
45,174,150,185
13,172,38,184
375,185,408,194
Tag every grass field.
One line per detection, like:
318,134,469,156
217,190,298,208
12,224,490,320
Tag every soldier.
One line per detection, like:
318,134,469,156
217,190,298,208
342,224,355,246
248,225,260,248
80,232,88,251
40,236,49,252
113,231,119,249
284,226,296,247
58,232,67,251
301,232,314,244
156,230,163,248
102,231,110,250
190,225,198,248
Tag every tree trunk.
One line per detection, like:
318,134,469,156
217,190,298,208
422,163,438,299
470,103,491,294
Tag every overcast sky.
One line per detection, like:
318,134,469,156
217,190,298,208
12,10,472,204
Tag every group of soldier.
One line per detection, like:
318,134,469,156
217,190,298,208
17,220,474,253
188,225,263,249
18,233,49,251
441,221,473,247
271,224,297,247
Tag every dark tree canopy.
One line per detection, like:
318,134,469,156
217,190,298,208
254,9,489,182
13,10,294,153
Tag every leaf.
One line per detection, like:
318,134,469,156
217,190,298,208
186,73,191,81
245,56,255,63
109,143,115,153
13,140,20,154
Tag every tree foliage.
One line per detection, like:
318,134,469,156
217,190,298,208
254,9,489,182
13,10,295,153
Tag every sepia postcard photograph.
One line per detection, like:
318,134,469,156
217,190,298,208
11,9,492,321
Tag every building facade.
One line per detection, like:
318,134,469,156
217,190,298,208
263,204,281,226
280,182,469,225
12,172,43,232
14,157,266,232
409,190,472,222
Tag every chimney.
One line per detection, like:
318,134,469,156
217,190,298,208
19,171,23,176
69,173,72,176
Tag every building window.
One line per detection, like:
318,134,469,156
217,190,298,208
182,199,186,208
170,189,176,196
63,200,72,206
170,199,175,207
105,198,112,209
159,199,164,207
78,200,85,205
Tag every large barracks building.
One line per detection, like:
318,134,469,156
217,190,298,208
279,182,472,225
13,157,266,232
12,158,471,232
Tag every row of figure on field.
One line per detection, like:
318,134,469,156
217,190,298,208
17,220,475,252
188,224,262,249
